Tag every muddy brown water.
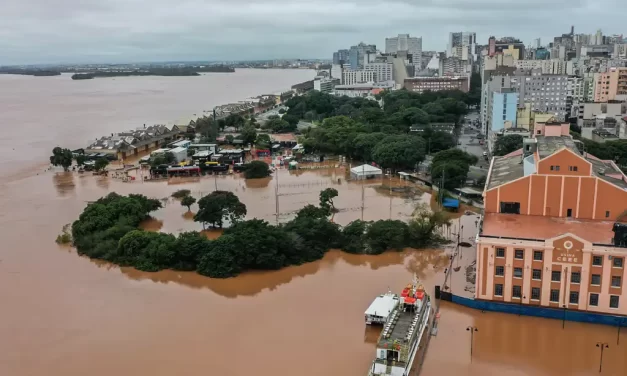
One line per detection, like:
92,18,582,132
1,74,626,376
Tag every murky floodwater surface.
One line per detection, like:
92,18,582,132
1,72,626,376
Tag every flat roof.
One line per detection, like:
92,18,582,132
487,154,524,190
481,213,616,244
365,294,399,318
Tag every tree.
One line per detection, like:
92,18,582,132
240,125,257,146
194,191,247,228
171,189,191,199
353,132,385,161
295,204,330,220
319,188,338,213
50,147,73,171
341,220,367,254
493,135,524,156
372,135,426,170
431,149,478,190
150,151,175,168
281,114,300,128
421,127,456,154
244,160,271,179
94,158,109,172
364,220,409,254
266,118,294,133
278,108,286,114
225,135,234,144
76,154,86,166
256,134,272,149
181,195,197,211
225,114,245,131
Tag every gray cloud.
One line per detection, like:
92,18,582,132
0,0,624,64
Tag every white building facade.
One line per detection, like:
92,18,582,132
385,34,422,73
364,62,394,83
342,70,377,85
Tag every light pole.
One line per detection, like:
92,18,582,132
518,295,526,315
616,318,623,345
466,326,478,362
562,304,567,329
595,342,609,373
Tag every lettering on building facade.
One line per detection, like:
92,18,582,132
551,236,584,265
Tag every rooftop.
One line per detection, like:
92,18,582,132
481,213,616,244
487,136,627,190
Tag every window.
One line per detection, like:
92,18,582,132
500,202,521,214
569,291,579,304
495,266,505,276
612,276,621,288
533,251,543,261
550,165,561,171
593,256,603,266
531,287,541,300
495,284,504,296
606,211,611,218
514,267,523,278
514,250,524,259
613,257,623,268
571,272,581,284
496,248,505,258
590,293,599,306
567,208,572,217
512,285,522,298
532,269,542,280
610,295,620,309
551,271,561,282
550,289,560,302
568,166,578,172
591,274,601,285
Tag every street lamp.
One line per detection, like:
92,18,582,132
595,342,609,373
616,318,624,345
518,295,526,315
562,304,567,329
466,326,478,362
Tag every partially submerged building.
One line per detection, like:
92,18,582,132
475,121,627,319
84,124,182,160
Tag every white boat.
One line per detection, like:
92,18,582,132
366,275,432,376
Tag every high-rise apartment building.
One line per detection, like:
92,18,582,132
332,49,349,65
342,69,377,85
491,88,519,131
348,43,377,70
448,32,476,61
364,62,394,83
385,34,422,72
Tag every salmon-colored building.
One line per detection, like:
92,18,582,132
476,121,627,316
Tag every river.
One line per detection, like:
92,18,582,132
1,71,626,376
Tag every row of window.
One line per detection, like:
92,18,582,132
495,248,623,267
494,284,621,308
494,267,622,287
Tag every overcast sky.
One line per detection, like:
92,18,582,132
1,0,624,65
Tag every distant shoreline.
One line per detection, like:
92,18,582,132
71,66,235,80
0,69,61,77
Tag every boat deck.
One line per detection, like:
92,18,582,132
383,311,414,344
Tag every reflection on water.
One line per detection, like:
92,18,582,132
52,172,75,196
118,249,445,299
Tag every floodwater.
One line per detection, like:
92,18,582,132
1,74,626,376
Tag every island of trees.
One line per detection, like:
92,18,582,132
67,191,450,278
0,68,61,76
71,66,234,80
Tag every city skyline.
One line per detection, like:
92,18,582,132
1,0,625,65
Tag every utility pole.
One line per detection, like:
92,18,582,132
387,168,392,219
595,342,609,373
361,164,365,221
466,326,478,362
275,166,280,225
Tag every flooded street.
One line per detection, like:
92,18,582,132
1,74,626,376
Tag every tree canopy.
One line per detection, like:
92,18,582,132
94,158,109,172
194,190,247,228
285,90,468,168
493,135,524,156
244,160,271,179
240,125,257,146
430,149,478,190
181,195,197,211
50,147,73,171
67,191,451,278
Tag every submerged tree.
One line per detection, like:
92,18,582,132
319,188,339,213
194,190,247,228
50,147,73,171
181,195,197,211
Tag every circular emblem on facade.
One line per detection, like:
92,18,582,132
563,240,574,250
